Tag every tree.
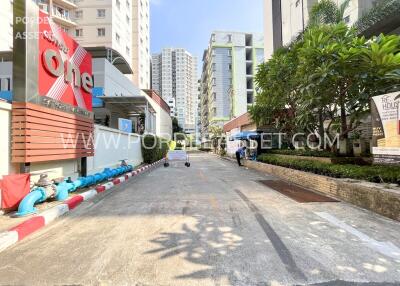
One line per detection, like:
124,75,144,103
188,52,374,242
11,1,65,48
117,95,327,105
250,44,302,137
209,125,223,153
298,24,400,150
309,0,350,26
172,117,183,134
252,20,400,153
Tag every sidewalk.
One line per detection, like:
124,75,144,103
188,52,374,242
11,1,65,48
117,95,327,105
0,163,149,233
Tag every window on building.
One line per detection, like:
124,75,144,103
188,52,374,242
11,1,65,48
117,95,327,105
97,28,105,37
97,9,105,18
212,63,216,71
116,33,120,43
0,78,11,91
126,0,130,8
295,0,300,7
212,78,216,85
75,10,82,18
227,34,232,43
116,0,121,9
126,46,130,55
228,63,232,70
75,29,83,37
228,49,232,56
211,34,215,42
126,15,130,24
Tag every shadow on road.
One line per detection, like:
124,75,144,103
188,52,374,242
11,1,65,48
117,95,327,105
144,214,270,285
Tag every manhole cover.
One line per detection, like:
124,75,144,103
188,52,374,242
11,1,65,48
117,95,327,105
258,180,339,203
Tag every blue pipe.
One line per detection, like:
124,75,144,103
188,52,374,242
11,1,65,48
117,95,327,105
16,188,47,216
16,164,135,217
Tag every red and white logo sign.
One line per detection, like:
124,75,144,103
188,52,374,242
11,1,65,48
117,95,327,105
38,11,93,111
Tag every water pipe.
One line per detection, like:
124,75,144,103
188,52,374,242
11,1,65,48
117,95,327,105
15,188,47,216
16,162,136,217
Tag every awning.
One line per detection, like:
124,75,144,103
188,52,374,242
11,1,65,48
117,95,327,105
85,46,133,74
99,95,155,114
233,131,260,140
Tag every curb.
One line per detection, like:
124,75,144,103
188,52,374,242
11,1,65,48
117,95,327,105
0,159,165,253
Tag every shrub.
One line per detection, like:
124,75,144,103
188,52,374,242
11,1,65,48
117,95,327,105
257,154,400,185
142,135,169,164
265,149,334,158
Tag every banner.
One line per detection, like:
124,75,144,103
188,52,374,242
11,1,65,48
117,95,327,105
371,92,400,164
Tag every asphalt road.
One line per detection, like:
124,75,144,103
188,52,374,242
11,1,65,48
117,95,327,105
0,153,399,286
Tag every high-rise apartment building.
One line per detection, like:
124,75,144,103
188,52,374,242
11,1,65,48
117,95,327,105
151,48,198,133
263,0,378,59
200,31,264,137
73,0,133,69
1,0,79,51
132,0,151,89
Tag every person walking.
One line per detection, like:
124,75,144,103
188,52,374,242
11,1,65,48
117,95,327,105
235,146,246,166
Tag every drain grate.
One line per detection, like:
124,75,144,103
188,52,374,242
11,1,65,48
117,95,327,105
258,180,339,203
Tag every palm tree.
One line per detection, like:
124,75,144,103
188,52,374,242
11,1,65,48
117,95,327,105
309,0,351,26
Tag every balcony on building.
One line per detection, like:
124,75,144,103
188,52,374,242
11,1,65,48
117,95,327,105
51,4,77,27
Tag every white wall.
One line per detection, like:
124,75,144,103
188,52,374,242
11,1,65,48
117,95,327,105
93,58,141,97
0,102,17,179
87,124,143,174
142,90,172,138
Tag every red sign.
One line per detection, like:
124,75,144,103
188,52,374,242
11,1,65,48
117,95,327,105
38,11,93,111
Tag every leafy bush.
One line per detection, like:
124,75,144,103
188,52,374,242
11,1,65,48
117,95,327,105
141,135,169,164
257,154,400,184
266,149,334,158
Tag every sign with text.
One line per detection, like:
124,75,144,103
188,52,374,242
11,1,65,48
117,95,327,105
371,92,400,165
38,11,93,111
13,1,93,118
12,1,94,163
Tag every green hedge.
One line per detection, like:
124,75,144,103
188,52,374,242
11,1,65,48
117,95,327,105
257,154,400,184
141,135,169,164
265,149,334,158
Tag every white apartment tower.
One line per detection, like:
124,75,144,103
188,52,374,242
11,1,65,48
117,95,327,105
151,48,198,133
132,0,151,89
73,0,133,69
1,0,79,51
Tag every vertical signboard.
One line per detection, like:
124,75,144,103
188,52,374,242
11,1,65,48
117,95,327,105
12,1,94,163
371,92,400,164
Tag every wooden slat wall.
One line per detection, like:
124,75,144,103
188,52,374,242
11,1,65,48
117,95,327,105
12,102,94,163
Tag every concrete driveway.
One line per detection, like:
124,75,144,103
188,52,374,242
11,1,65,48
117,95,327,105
0,153,399,286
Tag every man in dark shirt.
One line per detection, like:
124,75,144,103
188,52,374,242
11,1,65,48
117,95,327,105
235,146,246,166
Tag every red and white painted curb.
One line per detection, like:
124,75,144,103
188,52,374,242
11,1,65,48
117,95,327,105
0,159,165,253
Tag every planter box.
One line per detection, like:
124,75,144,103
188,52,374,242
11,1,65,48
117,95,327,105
243,159,400,221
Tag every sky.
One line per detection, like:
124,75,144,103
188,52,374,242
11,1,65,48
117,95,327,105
150,0,264,75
